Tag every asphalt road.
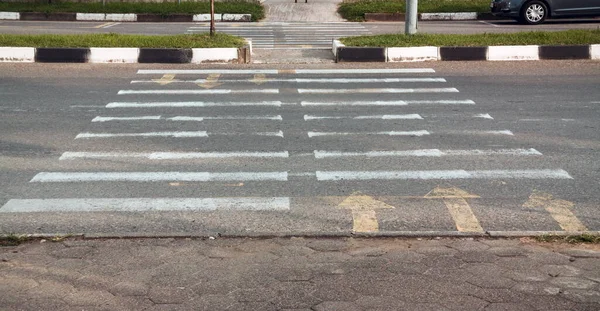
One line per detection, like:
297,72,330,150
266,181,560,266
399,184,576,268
0,61,599,236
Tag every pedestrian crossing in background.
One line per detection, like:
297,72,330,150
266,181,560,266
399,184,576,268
1,68,590,234
186,22,370,49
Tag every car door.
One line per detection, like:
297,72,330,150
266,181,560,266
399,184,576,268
550,0,600,15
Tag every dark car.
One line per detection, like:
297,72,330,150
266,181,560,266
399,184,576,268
491,0,600,24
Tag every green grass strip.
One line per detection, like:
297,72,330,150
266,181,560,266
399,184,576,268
338,0,491,21
0,33,246,48
0,1,264,21
340,29,600,47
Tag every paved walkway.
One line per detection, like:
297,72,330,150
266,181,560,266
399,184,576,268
2,237,600,310
263,0,345,22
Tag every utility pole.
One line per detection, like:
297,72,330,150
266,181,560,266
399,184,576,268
210,0,215,36
405,0,418,35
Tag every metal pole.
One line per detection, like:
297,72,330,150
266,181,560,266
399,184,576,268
210,0,215,36
405,0,418,35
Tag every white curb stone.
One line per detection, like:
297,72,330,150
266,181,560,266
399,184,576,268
105,13,136,22
332,39,345,58
421,12,478,20
76,13,106,21
0,47,35,62
193,14,212,22
222,14,251,22
488,45,539,61
0,12,19,20
192,48,238,63
592,44,600,60
387,46,439,62
89,48,139,63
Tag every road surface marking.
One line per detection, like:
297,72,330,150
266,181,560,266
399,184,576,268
106,101,283,108
92,116,161,122
198,73,223,89
76,131,208,138
313,148,542,159
30,172,289,182
304,114,423,120
60,151,290,160
425,186,483,232
131,77,447,84
474,114,494,119
308,131,430,137
0,197,290,212
523,191,588,232
168,115,283,121
338,192,395,233
137,69,435,75
301,100,475,106
152,74,177,85
316,169,572,181
76,131,284,138
298,88,459,94
117,89,279,95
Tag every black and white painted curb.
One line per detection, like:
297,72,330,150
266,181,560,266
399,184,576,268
334,40,600,62
0,12,251,22
365,12,506,22
0,46,251,63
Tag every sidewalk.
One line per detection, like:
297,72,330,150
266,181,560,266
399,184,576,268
2,237,599,310
262,0,345,22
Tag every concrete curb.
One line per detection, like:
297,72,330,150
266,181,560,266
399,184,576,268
0,46,252,63
0,11,251,22
365,12,506,22
335,44,600,62
2,231,599,240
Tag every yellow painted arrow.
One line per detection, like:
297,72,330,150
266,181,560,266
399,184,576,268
249,73,269,85
152,74,177,85
198,73,223,89
425,186,483,233
338,192,394,233
523,191,587,232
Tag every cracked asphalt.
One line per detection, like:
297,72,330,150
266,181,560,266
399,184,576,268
2,237,600,311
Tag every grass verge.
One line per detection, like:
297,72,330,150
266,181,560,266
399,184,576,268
338,0,490,21
0,1,264,21
0,234,33,246
0,33,246,48
535,234,600,244
340,29,600,47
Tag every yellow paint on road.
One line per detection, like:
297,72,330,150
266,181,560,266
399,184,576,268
278,69,296,74
523,191,588,232
152,74,177,85
425,186,483,233
94,22,115,29
250,74,269,85
338,192,394,233
198,73,223,89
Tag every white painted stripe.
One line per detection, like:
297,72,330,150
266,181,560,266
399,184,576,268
298,88,459,94
136,69,435,75
0,47,35,63
168,115,282,121
89,48,139,63
211,131,284,138
301,100,475,106
30,172,289,182
60,151,289,160
76,13,105,21
92,116,161,122
131,78,445,84
420,12,478,20
137,70,280,74
76,131,208,138
106,101,283,108
592,45,600,60
105,14,136,22
0,197,290,212
304,114,423,120
387,46,439,62
487,45,539,61
308,131,430,137
313,148,542,159
316,169,572,181
485,130,514,136
117,89,279,95
474,114,494,120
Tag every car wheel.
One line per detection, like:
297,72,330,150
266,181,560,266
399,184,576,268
520,1,548,25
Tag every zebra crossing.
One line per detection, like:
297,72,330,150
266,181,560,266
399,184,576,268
186,22,371,49
1,68,590,234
